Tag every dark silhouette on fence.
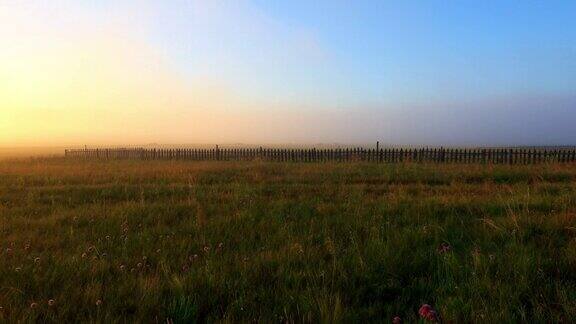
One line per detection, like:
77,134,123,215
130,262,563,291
65,147,576,164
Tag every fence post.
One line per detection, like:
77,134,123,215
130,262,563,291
539,150,544,164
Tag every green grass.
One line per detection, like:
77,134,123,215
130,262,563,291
1,159,576,322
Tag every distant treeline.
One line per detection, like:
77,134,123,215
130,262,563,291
65,147,576,164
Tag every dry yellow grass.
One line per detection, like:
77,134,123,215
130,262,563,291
0,159,575,322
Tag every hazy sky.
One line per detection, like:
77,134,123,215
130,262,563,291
1,0,575,146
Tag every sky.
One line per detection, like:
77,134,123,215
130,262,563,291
1,0,575,147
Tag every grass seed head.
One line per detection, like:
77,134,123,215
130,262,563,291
437,242,452,254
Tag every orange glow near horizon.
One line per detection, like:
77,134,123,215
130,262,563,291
0,3,264,147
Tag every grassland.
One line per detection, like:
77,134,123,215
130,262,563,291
0,159,575,323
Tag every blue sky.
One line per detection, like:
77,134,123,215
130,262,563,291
1,0,575,146
250,0,576,103
153,0,576,103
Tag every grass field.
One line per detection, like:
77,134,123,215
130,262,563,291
1,159,575,322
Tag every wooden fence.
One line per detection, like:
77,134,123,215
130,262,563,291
64,147,576,164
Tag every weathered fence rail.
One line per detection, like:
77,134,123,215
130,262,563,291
64,147,576,164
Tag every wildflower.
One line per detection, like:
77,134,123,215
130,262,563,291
101,253,107,257
95,299,102,306
130,268,136,273
120,265,125,271
88,246,95,252
156,249,161,253
218,242,224,249
34,257,40,263
203,246,210,253
15,267,21,272
142,256,147,261
48,299,55,307
392,316,402,324
419,304,432,317
419,304,439,322
426,310,438,321
30,302,38,309
137,262,142,268
437,242,452,254
81,253,87,258
105,235,111,240
24,244,30,251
